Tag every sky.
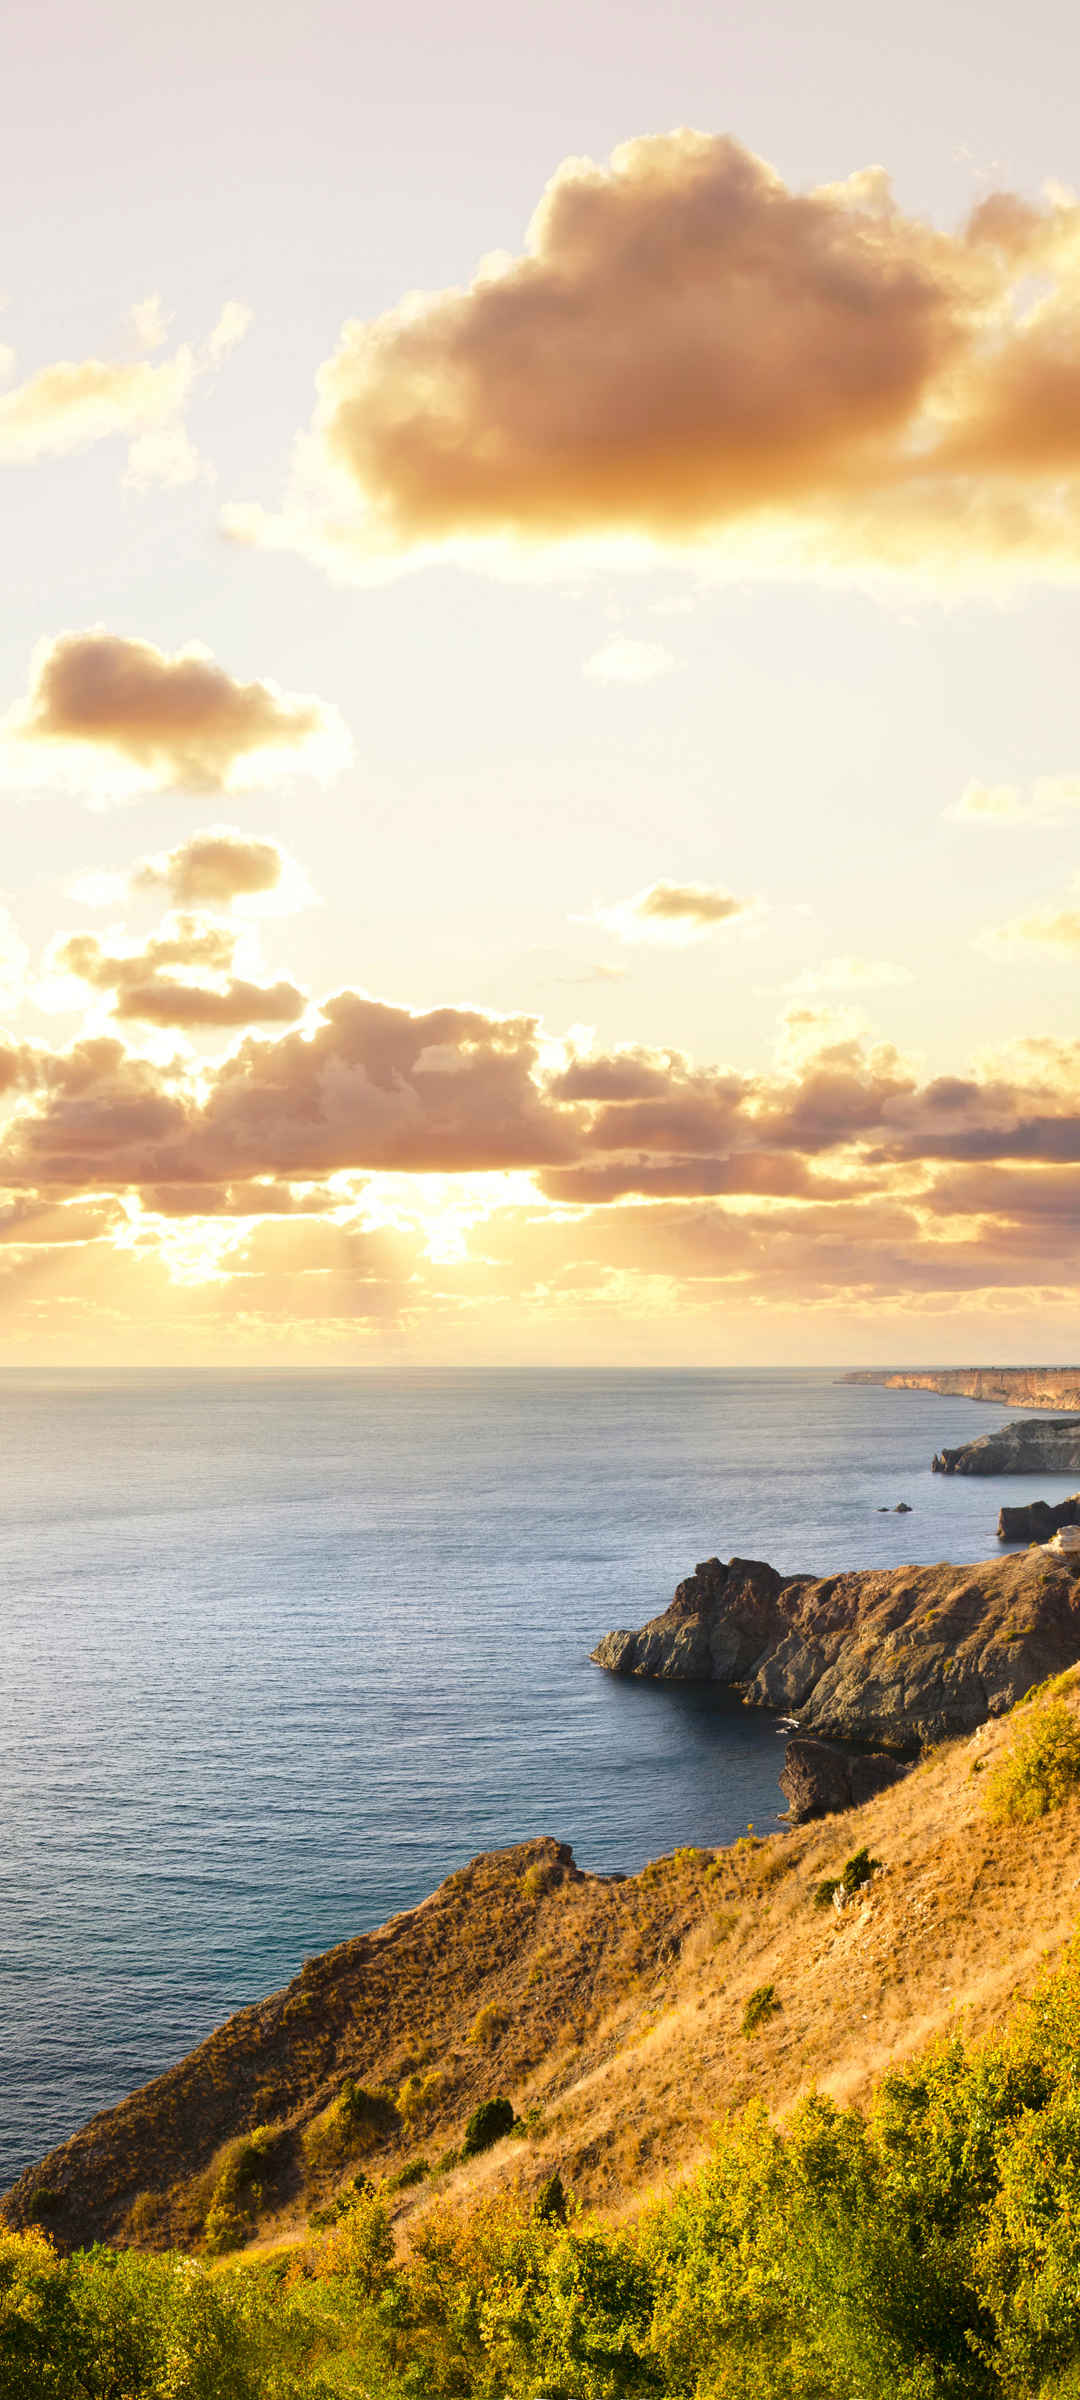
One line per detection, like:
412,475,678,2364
1,0,1080,1364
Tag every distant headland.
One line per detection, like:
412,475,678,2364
841,1366,1080,1410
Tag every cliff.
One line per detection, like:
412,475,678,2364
999,1493,1080,1542
842,1366,1080,1409
591,1545,1080,1745
932,1417,1080,1475
8,1681,1080,2269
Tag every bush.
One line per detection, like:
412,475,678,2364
522,1859,561,1901
202,2124,284,2255
985,1697,1080,1823
468,2003,509,2048
23,1938,1080,2397
462,2097,516,2156
386,2156,430,2190
814,1846,883,1910
742,1983,781,2036
309,2173,372,2230
535,2169,568,2224
302,2079,396,2177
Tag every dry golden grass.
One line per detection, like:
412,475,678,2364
8,1682,1080,2260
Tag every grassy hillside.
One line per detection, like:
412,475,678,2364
7,1671,1080,2281
5,1676,1080,2391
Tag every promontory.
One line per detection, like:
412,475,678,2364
591,1546,1080,1747
932,1416,1080,1475
842,1366,1080,1408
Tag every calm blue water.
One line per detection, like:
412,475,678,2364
1,1365,1074,2189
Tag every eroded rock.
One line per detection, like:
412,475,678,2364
933,1417,1080,1475
779,1736,910,1823
591,1546,1080,1746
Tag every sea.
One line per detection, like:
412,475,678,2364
2,1364,1076,2190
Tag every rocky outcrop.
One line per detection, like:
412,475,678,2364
932,1418,1080,1475
842,1367,1080,1409
779,1737,910,1823
592,1546,1080,1746
999,1494,1080,1543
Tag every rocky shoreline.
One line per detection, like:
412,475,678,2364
592,1545,1080,1754
932,1416,1080,1475
842,1366,1080,1409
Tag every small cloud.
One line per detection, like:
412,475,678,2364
0,630,351,805
978,890,1080,956
46,916,307,1028
582,637,677,684
553,961,630,984
946,776,1080,826
131,826,310,915
592,879,755,945
0,299,251,485
130,295,171,351
783,955,913,995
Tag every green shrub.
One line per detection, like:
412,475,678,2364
462,2096,516,2155
522,1859,561,1900
202,2124,284,2254
309,2173,372,2231
535,2169,568,2224
742,1983,781,2036
985,1697,1080,1822
302,2079,396,2176
385,2156,430,2190
815,1846,882,1909
22,1938,1080,2397
468,2002,509,2048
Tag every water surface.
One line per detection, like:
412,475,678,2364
1,1366,1070,2185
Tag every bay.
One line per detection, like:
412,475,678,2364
0,1364,1072,2188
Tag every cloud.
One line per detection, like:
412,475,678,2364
227,131,1080,581
977,884,1080,955
552,962,629,986
782,955,913,995
582,637,677,683
1,631,350,803
946,776,1080,826
129,827,300,911
0,302,250,485
593,879,753,944
0,995,582,1194
49,918,306,1029
13,926,1080,1349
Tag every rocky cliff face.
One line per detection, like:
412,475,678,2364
592,1547,1080,1746
778,1737,910,1823
842,1368,1080,1409
932,1418,1080,1475
999,1494,1080,1543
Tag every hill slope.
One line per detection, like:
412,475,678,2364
6,1675,1080,2261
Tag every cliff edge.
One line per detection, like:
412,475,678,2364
933,1417,1080,1476
842,1366,1080,1409
591,1546,1080,1746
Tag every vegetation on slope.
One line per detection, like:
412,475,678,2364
10,1673,1080,2267
9,1936,1080,2395
8,1673,1080,2393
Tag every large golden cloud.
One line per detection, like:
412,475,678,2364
228,132,1080,577
2,631,350,801
3,975,1080,1346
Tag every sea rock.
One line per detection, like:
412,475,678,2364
779,1737,911,1823
999,1494,1080,1543
591,1545,1080,1747
932,1417,1080,1475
